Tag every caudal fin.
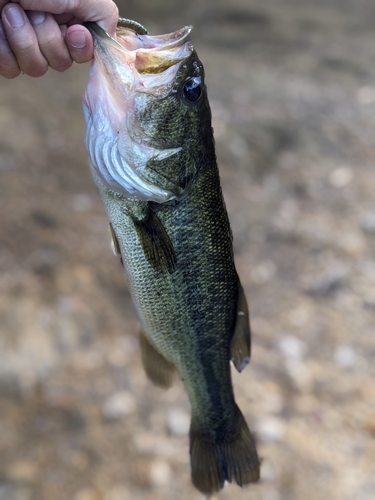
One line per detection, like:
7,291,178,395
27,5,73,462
189,405,260,494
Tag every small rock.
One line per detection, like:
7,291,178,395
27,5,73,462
105,486,130,500
302,263,348,297
251,260,277,284
149,460,172,487
260,461,279,482
357,85,375,104
337,232,367,256
166,408,190,437
0,485,31,500
360,212,375,233
365,415,375,437
334,345,356,368
71,194,93,212
285,361,313,392
74,488,100,500
329,167,353,188
262,487,281,500
288,307,310,327
6,461,38,483
102,391,136,420
277,336,306,363
255,417,285,442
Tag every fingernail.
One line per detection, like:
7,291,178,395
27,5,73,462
4,5,25,28
68,31,87,49
28,11,46,26
0,20,7,40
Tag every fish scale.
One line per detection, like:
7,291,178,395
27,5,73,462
84,19,260,494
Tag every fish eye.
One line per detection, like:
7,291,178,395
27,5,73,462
183,77,202,102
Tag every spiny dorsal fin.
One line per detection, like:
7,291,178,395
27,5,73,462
139,329,176,389
231,282,251,372
133,204,176,274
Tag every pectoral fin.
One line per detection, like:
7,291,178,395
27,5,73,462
139,329,176,389
230,282,251,372
133,204,176,274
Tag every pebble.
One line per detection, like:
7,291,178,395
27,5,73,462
302,263,348,296
251,260,277,284
71,194,93,212
6,461,38,483
260,460,280,482
0,485,31,500
149,459,172,487
357,85,375,104
74,488,100,500
102,391,136,420
288,307,310,327
166,408,190,437
329,167,353,188
104,486,130,500
337,231,367,256
360,212,375,233
277,336,306,363
365,415,375,437
255,417,285,442
334,345,356,368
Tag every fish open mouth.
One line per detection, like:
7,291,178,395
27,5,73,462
84,20,193,97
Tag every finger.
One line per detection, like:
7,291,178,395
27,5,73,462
53,13,75,25
2,3,48,77
10,0,119,35
0,19,21,78
65,24,93,64
28,11,72,72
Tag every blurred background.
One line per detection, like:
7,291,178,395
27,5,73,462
1,0,375,499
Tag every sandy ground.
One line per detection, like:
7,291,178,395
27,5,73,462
1,0,375,499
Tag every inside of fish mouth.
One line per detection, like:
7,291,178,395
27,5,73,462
114,26,191,52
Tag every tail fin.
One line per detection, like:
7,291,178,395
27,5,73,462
189,405,260,494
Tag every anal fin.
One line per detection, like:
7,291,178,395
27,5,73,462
231,282,251,372
133,203,176,274
139,329,176,389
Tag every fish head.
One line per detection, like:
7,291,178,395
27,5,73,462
83,21,213,203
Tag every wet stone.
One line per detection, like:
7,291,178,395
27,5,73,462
102,391,136,420
166,408,190,437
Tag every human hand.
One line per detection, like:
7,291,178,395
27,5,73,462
0,0,119,78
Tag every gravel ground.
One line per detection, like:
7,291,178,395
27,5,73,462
1,0,375,499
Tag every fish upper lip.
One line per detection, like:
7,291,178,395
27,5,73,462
84,22,192,53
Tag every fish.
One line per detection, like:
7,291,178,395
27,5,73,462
82,18,260,494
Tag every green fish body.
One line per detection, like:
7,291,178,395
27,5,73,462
83,19,260,494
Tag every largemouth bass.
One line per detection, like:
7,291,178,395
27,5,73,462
83,19,260,494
